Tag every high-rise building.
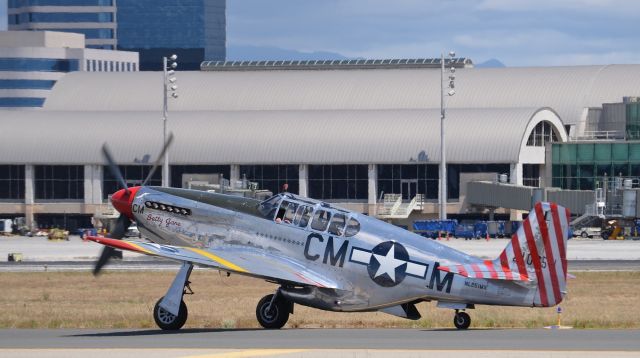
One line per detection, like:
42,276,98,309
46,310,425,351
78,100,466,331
116,0,226,70
7,0,227,71
0,31,138,109
8,0,117,50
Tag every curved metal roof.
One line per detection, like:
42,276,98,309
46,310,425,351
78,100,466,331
0,107,560,165
44,65,640,125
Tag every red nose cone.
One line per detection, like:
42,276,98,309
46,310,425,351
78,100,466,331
111,186,140,219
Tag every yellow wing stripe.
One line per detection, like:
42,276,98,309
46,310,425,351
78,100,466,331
124,242,155,256
186,247,248,273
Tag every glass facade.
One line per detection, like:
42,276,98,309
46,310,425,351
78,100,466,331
0,58,79,72
377,164,510,200
308,165,367,200
17,12,114,22
9,0,116,46
552,142,640,189
103,165,161,199
45,28,114,39
0,79,56,89
10,0,113,5
240,165,298,195
35,165,84,200
171,165,230,189
116,0,225,70
377,164,439,200
34,213,93,231
0,165,25,201
526,121,559,146
447,164,510,199
626,103,640,140
0,97,46,107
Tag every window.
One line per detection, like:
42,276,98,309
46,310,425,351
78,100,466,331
345,217,360,237
310,209,331,232
258,195,281,218
25,12,114,23
275,200,297,224
527,121,559,146
308,165,367,200
378,164,438,200
0,97,46,107
0,80,56,89
35,165,84,200
10,0,114,6
102,165,161,199
328,213,346,236
0,165,25,200
294,205,313,228
170,165,230,189
0,58,79,72
38,28,114,39
240,165,298,195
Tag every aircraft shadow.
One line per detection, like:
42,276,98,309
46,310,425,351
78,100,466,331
68,327,504,337
67,328,263,337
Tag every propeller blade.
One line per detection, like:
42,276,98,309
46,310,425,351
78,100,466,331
111,214,131,240
142,132,174,186
93,246,115,276
102,143,129,192
93,214,131,276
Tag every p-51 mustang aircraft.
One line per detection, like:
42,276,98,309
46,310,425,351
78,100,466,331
89,136,570,330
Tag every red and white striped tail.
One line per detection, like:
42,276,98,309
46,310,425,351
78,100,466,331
498,202,570,307
438,202,570,305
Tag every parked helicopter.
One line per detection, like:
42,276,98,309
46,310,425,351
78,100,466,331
89,135,570,330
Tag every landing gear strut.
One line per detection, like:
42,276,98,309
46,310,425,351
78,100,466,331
153,262,193,330
256,289,292,329
453,310,471,330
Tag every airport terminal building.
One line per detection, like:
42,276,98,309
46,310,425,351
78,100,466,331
1,61,640,230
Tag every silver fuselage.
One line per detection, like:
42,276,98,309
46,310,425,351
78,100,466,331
132,187,537,312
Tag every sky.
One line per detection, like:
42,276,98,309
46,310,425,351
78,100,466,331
227,0,640,66
1,1,638,66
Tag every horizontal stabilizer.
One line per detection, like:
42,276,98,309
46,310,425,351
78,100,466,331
438,260,529,281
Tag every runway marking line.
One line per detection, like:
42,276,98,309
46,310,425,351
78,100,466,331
183,349,307,358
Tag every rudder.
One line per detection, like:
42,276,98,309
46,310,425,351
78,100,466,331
496,202,570,307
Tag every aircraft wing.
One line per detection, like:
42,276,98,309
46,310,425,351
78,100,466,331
87,237,342,289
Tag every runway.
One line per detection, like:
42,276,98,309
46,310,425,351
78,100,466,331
3,327,639,350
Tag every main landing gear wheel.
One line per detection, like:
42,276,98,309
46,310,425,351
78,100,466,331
454,311,471,330
153,297,188,330
256,294,290,329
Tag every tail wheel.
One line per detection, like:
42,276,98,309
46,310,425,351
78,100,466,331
256,294,290,329
453,311,471,330
153,297,188,330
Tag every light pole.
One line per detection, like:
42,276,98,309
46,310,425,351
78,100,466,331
440,51,456,220
162,54,178,187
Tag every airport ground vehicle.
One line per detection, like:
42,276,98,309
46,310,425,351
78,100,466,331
573,227,602,238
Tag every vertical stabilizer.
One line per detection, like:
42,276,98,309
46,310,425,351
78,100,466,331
496,202,570,307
